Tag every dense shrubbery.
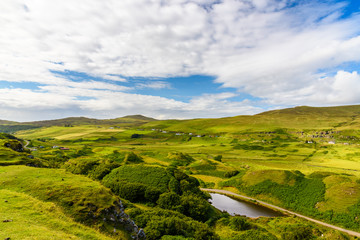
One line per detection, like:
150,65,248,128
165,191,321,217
225,170,239,178
167,152,194,166
229,216,251,231
68,145,93,158
88,161,121,180
103,178,161,203
0,133,18,139
103,165,173,192
281,225,313,240
221,170,325,216
65,158,99,175
128,208,219,240
157,192,182,211
231,229,277,240
213,155,222,162
124,152,143,163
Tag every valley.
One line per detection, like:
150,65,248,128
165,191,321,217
2,105,360,239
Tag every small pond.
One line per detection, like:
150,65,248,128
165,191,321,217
209,193,283,218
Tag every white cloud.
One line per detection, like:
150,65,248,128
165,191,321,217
0,0,360,120
135,81,171,89
0,86,261,121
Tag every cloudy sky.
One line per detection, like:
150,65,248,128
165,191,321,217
1,0,360,121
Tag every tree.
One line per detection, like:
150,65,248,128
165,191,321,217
157,192,181,211
180,195,210,222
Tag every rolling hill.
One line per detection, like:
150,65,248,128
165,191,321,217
141,105,360,133
0,115,157,133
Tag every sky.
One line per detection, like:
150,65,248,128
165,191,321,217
1,0,360,121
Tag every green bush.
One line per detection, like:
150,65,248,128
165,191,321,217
229,216,251,231
180,194,210,222
167,152,194,166
128,208,219,240
231,229,277,240
103,165,173,192
65,158,99,175
225,170,239,178
124,152,143,163
214,155,222,162
88,161,120,180
157,192,182,211
281,226,313,240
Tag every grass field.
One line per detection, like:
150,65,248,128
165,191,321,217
0,165,130,240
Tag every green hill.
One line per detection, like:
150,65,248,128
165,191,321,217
22,115,156,127
0,115,156,134
142,105,360,133
0,165,136,240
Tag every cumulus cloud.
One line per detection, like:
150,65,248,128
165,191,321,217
0,87,261,121
0,0,360,120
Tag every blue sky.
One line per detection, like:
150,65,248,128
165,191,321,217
0,0,360,121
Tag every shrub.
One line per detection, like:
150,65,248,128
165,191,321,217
167,152,194,166
103,165,172,192
124,152,143,163
229,216,251,231
157,192,182,211
214,155,222,162
65,158,99,175
231,229,277,240
180,194,210,222
225,170,239,178
281,226,313,240
88,161,120,180
129,208,219,240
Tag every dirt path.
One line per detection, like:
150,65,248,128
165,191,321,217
201,188,360,238
23,140,36,151
24,140,30,149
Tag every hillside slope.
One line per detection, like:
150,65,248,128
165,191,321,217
142,105,360,133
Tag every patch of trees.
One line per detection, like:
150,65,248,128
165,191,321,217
128,208,219,240
4,140,27,153
167,152,194,166
131,133,144,138
0,133,18,139
0,125,39,133
65,158,120,180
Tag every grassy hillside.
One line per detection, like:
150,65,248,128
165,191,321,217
0,189,115,240
0,165,132,240
142,105,360,133
21,115,156,127
0,115,156,134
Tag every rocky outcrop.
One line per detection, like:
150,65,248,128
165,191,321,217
4,140,24,152
89,200,146,240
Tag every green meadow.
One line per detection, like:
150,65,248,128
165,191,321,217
2,105,360,239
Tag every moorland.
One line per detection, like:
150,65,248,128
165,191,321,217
2,105,360,239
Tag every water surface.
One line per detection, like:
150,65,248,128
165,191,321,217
209,193,282,218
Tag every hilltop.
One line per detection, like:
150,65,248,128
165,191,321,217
142,104,360,133
0,115,156,133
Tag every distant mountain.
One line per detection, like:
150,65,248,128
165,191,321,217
120,115,156,121
0,115,157,133
0,120,18,125
19,115,156,127
2,105,360,134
